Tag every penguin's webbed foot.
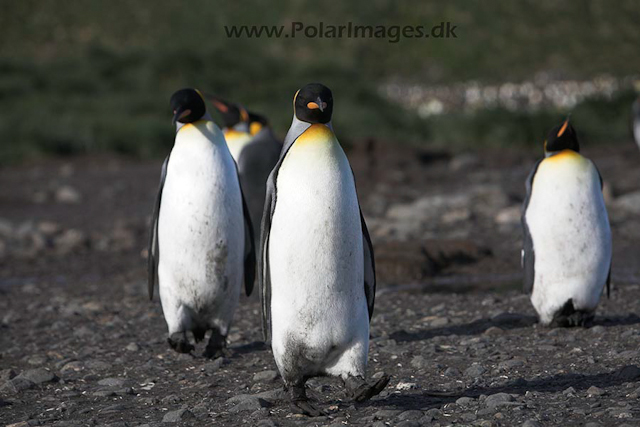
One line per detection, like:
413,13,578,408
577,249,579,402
167,332,194,354
345,374,391,402
203,329,229,359
289,383,323,417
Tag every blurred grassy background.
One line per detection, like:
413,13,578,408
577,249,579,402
1,0,639,163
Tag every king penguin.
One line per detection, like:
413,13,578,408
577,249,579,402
148,88,255,357
234,111,282,248
207,95,253,161
522,119,612,327
259,83,389,416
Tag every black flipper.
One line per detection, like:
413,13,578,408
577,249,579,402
239,177,256,296
360,208,376,321
148,154,170,301
522,158,543,294
349,167,376,321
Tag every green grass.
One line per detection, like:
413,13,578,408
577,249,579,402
0,1,639,163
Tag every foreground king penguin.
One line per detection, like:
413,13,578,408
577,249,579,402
148,88,255,357
259,83,389,415
522,119,612,326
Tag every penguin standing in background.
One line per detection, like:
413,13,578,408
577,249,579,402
248,111,269,136
235,111,282,247
148,88,255,357
259,83,389,416
207,95,253,161
207,95,282,247
632,95,640,151
522,119,612,327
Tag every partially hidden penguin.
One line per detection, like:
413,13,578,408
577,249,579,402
148,88,255,357
259,83,390,416
522,118,612,327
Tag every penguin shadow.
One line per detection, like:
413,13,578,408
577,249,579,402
389,312,537,343
463,365,640,398
228,340,268,355
371,365,640,411
590,313,640,328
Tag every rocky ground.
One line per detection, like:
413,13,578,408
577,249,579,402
1,141,640,426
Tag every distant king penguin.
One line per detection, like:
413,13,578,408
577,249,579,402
259,83,389,416
148,88,255,357
522,119,612,327
207,95,253,161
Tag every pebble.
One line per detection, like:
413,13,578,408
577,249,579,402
484,392,514,409
444,367,461,377
397,410,423,421
229,397,271,413
98,377,128,387
456,396,475,406
253,370,278,382
587,386,606,396
162,408,195,422
374,409,402,419
125,342,140,352
522,420,542,427
17,368,56,384
484,326,504,336
465,364,486,378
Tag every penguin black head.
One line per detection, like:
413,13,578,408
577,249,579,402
207,95,249,129
294,83,333,124
248,111,269,135
170,88,206,125
545,119,580,154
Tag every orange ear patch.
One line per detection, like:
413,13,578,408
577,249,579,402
307,102,327,110
240,108,249,122
212,100,229,113
557,120,569,137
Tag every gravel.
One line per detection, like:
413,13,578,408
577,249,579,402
2,149,640,426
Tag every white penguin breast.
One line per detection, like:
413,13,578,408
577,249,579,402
158,122,245,309
526,152,611,313
269,130,366,342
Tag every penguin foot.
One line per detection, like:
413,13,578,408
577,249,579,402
550,299,594,328
203,329,228,359
289,384,323,417
345,374,391,402
290,400,323,417
167,333,194,354
203,346,230,359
